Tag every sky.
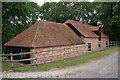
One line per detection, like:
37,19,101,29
31,0,94,6
31,0,60,6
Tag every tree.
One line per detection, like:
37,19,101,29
94,2,120,41
39,2,76,23
39,2,92,23
2,2,40,52
39,2,120,41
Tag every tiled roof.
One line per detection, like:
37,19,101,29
64,20,109,38
4,20,85,48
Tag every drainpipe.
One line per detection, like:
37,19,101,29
98,25,103,41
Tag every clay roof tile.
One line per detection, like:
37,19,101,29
4,20,85,48
64,20,108,38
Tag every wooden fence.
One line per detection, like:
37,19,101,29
106,41,119,47
1,41,119,66
1,45,85,64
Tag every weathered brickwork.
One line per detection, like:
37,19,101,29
30,44,86,64
30,37,108,64
84,38,109,51
101,38,109,48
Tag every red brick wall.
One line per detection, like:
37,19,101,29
84,38,99,51
84,37,109,51
30,44,87,64
30,38,109,64
101,38,109,48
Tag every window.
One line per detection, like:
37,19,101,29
99,37,101,41
98,41,101,47
88,43,91,51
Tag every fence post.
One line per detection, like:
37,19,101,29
116,41,117,46
108,41,110,47
113,41,114,46
35,51,38,66
109,41,110,47
113,41,115,46
2,53,4,61
115,41,116,46
112,41,113,47
107,41,108,47
114,41,115,46
10,53,14,67
116,41,118,46
111,41,112,47
107,41,109,48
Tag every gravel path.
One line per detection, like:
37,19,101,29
2,52,118,78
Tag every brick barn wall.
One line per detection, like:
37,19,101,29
84,38,99,51
30,38,109,64
30,44,89,64
101,38,109,48
84,37,109,51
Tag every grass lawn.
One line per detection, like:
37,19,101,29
2,46,118,72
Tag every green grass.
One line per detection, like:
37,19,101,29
2,47,118,72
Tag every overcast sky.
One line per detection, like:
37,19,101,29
31,0,94,6
31,0,60,6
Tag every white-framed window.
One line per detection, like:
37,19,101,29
98,41,101,47
88,43,91,51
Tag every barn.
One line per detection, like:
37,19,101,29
64,20,109,51
4,20,109,64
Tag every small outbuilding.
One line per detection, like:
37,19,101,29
64,20,109,51
4,20,109,64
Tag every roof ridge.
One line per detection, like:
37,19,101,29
31,21,40,47
65,19,99,27
43,20,63,25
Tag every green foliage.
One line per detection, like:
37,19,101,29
39,2,75,23
40,2,94,23
2,2,40,52
40,2,102,24
39,2,120,41
96,2,120,41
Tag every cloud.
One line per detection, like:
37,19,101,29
31,0,60,6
